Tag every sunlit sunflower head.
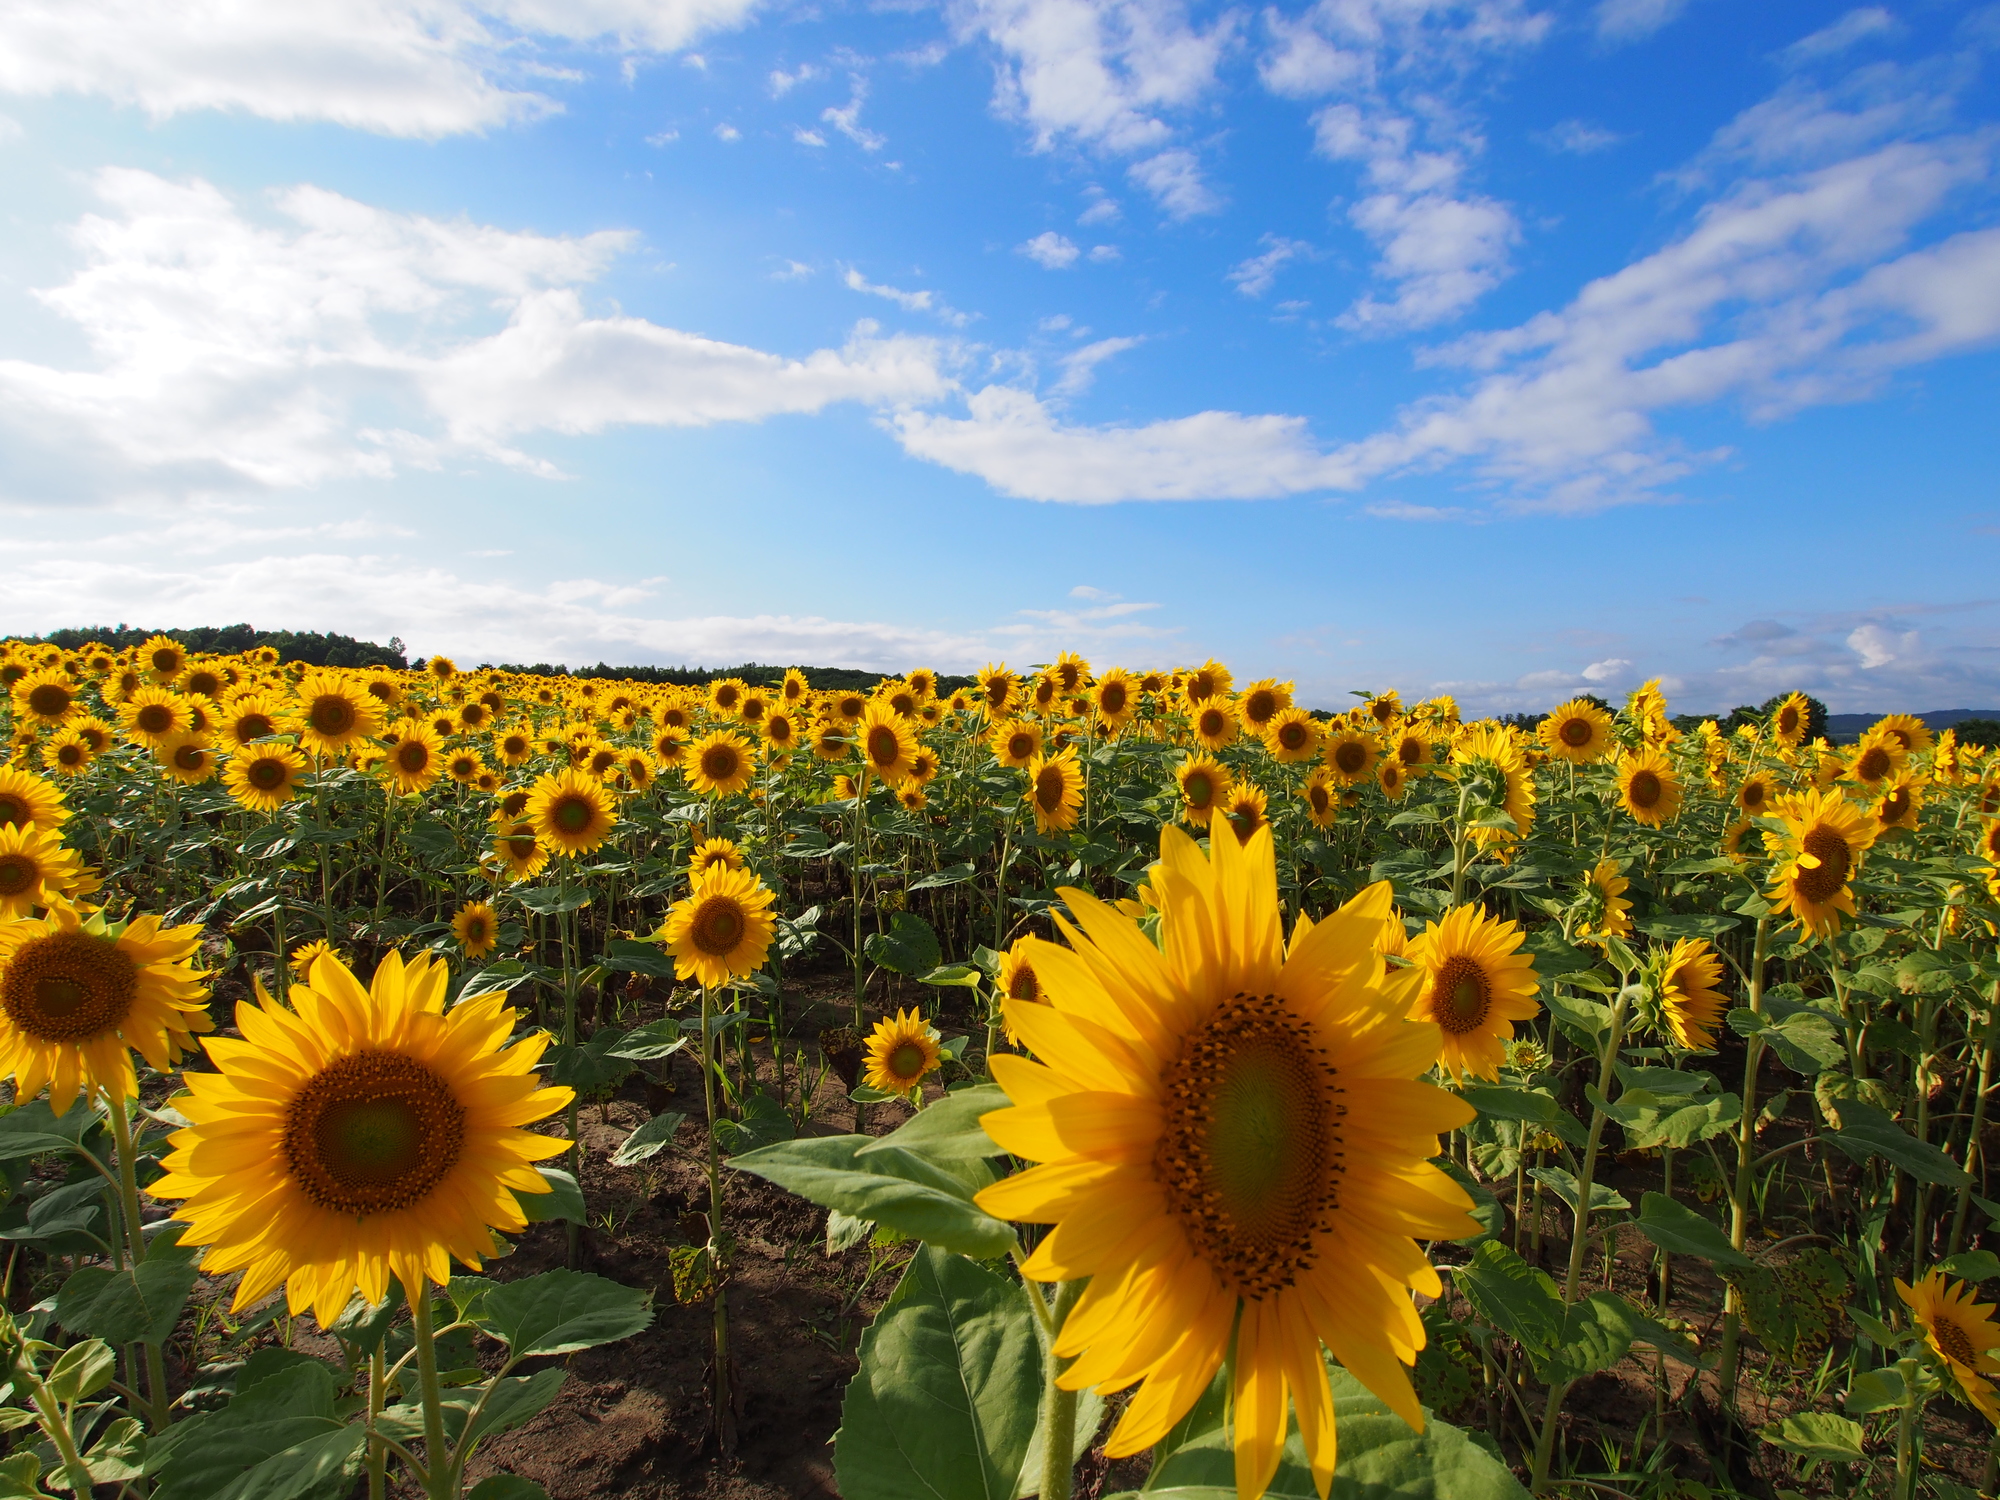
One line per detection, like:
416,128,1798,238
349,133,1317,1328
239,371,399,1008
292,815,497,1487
763,710,800,754
293,671,381,756
219,737,310,814
1735,771,1777,819
579,741,619,781
1898,1271,2000,1426
288,938,342,979
1616,747,1682,828
1236,678,1293,732
455,700,491,735
1576,858,1633,946
1324,726,1382,786
619,752,656,791
1406,902,1541,1081
975,664,1018,720
121,684,192,749
217,691,288,751
1388,727,1433,775
906,746,942,786
0,903,211,1115
1722,819,1761,865
737,690,770,728
1189,697,1241,752
686,729,756,799
375,719,440,796
11,668,79,728
659,864,778,989
826,690,866,726
150,949,572,1329
894,784,925,812
974,824,1476,1500
1298,767,1338,830
1024,748,1085,835
1770,691,1812,747
1178,658,1232,709
1649,937,1727,1051
452,900,500,960
490,820,548,884
1092,668,1138,728
155,734,220,787
1264,707,1320,765
492,726,533,767
1539,698,1614,764
1978,817,2000,871
1220,782,1269,846
1873,773,1924,835
1767,787,1877,938
989,717,1043,769
1374,907,1409,961
0,823,87,920
1872,712,1933,757
140,634,187,684
690,836,747,878
996,934,1052,1010
1846,728,1908,791
1376,760,1413,802
41,730,96,779
1176,754,1233,829
779,668,811,705
1358,690,1400,728
806,722,848,763
525,767,617,857
70,717,114,757
856,702,918,785
863,1008,942,1099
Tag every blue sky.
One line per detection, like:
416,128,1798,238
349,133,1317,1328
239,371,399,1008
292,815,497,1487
2,0,1997,714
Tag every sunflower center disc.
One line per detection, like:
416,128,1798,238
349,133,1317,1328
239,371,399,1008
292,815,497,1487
28,685,69,716
1155,991,1341,1300
1007,968,1039,1002
890,1043,926,1079
1431,955,1492,1035
1336,744,1365,773
310,698,355,736
1560,718,1592,747
284,1051,465,1218
1857,747,1889,782
398,744,427,773
249,759,287,789
867,728,899,768
1796,826,1852,904
1935,1315,1978,1368
1036,768,1064,811
693,897,746,955
555,797,591,833
1,932,138,1043
137,705,172,734
1629,771,1661,809
0,856,30,895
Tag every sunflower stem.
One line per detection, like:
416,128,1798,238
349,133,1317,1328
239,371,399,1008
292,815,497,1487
701,982,734,1455
1039,1280,1082,1500
1715,914,1771,1414
408,1279,453,1499
104,1088,172,1431
367,1342,389,1500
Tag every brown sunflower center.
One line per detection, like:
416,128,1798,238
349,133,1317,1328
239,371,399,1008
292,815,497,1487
55,743,86,767
552,794,595,834
504,833,537,860
1882,788,1910,822
1430,955,1492,1035
464,916,490,943
866,727,900,769
0,853,35,895
1244,691,1274,723
1856,746,1891,782
702,745,741,782
1796,825,1852,905
1035,765,1065,813
1007,966,1040,1003
1559,717,1592,747
1277,721,1310,751
397,742,430,773
27,684,71,717
1,931,137,1043
1935,1314,1979,1369
1100,683,1128,716
135,703,174,735
237,712,277,741
1309,785,1330,814
308,695,356,737
283,1052,464,1218
1741,782,1765,812
1155,992,1341,1300
889,1042,927,1081
172,743,207,772
0,793,28,828
1778,706,1801,736
1184,771,1215,809
1629,770,1662,810
691,894,747,955
150,649,180,674
1335,742,1366,774
1198,709,1226,737
1007,733,1034,760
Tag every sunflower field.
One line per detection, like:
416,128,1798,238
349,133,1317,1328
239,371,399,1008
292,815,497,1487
0,636,1996,1500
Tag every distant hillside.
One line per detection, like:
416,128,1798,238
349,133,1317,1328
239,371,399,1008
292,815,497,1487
1825,710,2000,742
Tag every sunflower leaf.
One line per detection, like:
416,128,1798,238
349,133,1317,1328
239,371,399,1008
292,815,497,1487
1635,1192,1754,1269
731,1136,1016,1258
610,1111,686,1167
516,1167,586,1225
865,914,942,976
474,1269,653,1359
55,1256,200,1347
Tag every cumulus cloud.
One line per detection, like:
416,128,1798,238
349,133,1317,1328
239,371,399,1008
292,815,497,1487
0,170,952,499
1226,234,1310,297
0,0,763,137
1019,231,1081,268
1595,0,1688,45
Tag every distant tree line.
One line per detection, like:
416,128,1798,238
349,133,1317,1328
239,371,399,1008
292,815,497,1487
476,660,977,692
23,624,409,670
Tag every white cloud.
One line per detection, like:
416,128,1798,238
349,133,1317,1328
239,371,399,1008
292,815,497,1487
1051,334,1143,395
1534,119,1622,155
822,78,886,150
1069,584,1119,600
1127,148,1220,218
0,0,763,138
769,62,821,95
714,122,741,141
1227,234,1310,297
793,127,827,146
645,127,680,146
1594,0,1687,45
1019,231,1081,268
1581,657,1633,682
841,267,972,326
772,259,815,280
1848,621,1917,670
1078,189,1121,225
1782,8,1896,66
1088,244,1121,262
0,170,952,497
958,0,1231,213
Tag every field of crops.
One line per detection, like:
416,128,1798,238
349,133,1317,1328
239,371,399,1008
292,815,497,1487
0,635,1993,1500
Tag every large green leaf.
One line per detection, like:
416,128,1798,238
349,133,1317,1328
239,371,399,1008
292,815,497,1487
1635,1191,1753,1269
0,1099,103,1160
55,1256,201,1346
1450,1241,1563,1359
517,1166,586,1225
547,1026,638,1095
1761,1412,1866,1463
732,1136,1016,1258
1129,1364,1527,1500
856,1085,1009,1164
864,913,942,976
712,1091,796,1156
1822,1100,1971,1187
610,1111,686,1167
835,1246,1042,1500
147,1362,362,1500
475,1269,653,1359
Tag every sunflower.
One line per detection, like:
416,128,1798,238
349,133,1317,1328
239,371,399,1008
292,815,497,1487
218,692,288,750
447,748,487,786
974,823,1473,1497
140,635,187,684
1770,692,1812,747
1191,698,1241,752
1221,783,1269,846
1179,658,1232,707
828,691,868,726
1406,903,1540,1081
1722,819,1760,864
0,824,87,919
157,734,220,786
293,672,381,757
494,726,534,766
1388,727,1432,774
456,701,491,734
1374,908,1409,961
1176,755,1233,828
803,723,845,763
862,1008,942,1100
832,774,863,801
1874,774,1924,835
1025,749,1084,836
1324,727,1380,786
526,767,617,857
1766,788,1877,938
11,669,78,728
996,935,1051,1008
990,718,1043,769
856,702,918,786
1846,728,1907,791
490,821,548,884
150,950,572,1329
1616,748,1682,828
70,717,114,756
1873,712,1933,757
1653,938,1727,1051
289,939,342,979
1300,768,1338,830
683,730,753,799
1376,761,1410,802
1265,708,1320,765
690,837,747,877
382,721,444,796
121,685,192,749
620,753,656,792
1538,699,1613,764
452,900,500,960
763,710,800,756
1576,859,1633,946
1092,669,1138,730
427,655,459,683
0,903,211,1114
737,691,771,728
659,864,777,989
906,747,942,786
1451,726,1535,852
1735,772,1777,820
779,668,811,706
1362,691,1402,728
977,664,1018,719
1898,1271,2000,1425
1238,679,1293,734
41,730,96,778
220,743,306,813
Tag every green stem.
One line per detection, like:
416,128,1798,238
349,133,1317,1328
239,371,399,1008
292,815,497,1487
105,1089,171,1430
1949,993,2000,1257
1715,915,1771,1413
702,983,733,1453
1039,1280,1083,1500
367,1343,388,1500
409,1280,452,1499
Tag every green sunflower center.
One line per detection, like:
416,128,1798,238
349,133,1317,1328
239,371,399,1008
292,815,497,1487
284,1051,465,1218
1156,992,1340,1300
889,1042,927,1080
2,931,137,1043
1431,955,1492,1035
553,795,594,834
